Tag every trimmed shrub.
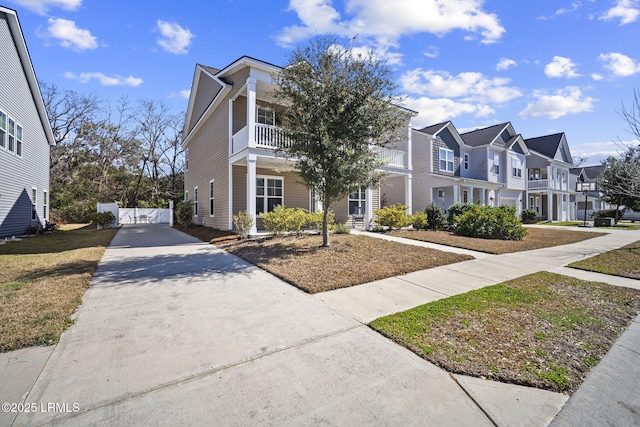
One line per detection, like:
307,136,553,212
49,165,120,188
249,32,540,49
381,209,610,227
175,201,194,226
447,202,474,226
409,211,429,230
306,210,335,234
260,205,310,236
520,208,538,224
374,203,412,230
424,202,448,230
232,210,254,239
333,222,351,234
454,205,527,240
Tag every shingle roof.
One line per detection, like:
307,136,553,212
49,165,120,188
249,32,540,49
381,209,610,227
459,123,507,147
523,133,564,158
416,122,450,136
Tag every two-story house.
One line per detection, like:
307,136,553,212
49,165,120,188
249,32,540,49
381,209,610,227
523,133,574,221
182,56,414,233
412,122,529,214
0,7,55,237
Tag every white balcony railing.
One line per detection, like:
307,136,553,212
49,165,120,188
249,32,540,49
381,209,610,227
372,146,408,169
528,179,548,190
255,123,291,149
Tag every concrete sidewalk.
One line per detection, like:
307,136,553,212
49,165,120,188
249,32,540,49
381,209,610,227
4,224,639,426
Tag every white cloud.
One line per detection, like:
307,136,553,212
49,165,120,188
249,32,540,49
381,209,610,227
496,58,516,71
401,69,522,104
591,73,604,81
423,46,439,59
156,20,195,55
600,0,640,25
406,97,493,128
169,89,191,99
571,140,640,164
64,72,143,87
599,52,640,77
41,18,97,51
519,87,596,120
538,1,582,20
277,0,505,49
544,56,580,78
9,0,81,15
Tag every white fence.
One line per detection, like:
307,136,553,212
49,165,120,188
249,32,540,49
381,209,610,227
119,208,172,224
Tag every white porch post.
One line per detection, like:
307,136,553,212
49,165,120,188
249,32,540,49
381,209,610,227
365,187,373,230
496,189,502,206
453,184,460,204
480,188,486,206
247,77,257,149
469,186,474,204
547,190,553,221
247,154,257,234
405,175,412,213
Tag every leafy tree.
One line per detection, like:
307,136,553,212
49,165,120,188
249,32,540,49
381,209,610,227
274,36,406,247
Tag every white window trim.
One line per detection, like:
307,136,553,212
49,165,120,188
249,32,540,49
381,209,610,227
15,122,23,158
463,153,469,170
439,148,454,172
493,153,500,176
193,186,198,216
0,110,6,150
438,189,445,199
8,117,15,154
184,190,189,202
256,174,284,216
209,179,215,217
184,148,189,171
43,190,48,220
257,105,276,126
348,186,367,216
511,158,522,178
31,186,37,222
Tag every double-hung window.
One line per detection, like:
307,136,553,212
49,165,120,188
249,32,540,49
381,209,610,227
31,187,37,221
493,153,500,175
257,105,276,126
16,124,22,157
8,118,15,153
439,148,454,172
348,187,366,215
463,153,469,170
43,190,48,220
512,158,522,178
193,187,198,216
209,180,215,217
0,111,6,149
256,177,283,215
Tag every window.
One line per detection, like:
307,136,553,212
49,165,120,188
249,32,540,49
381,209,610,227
348,187,366,215
16,124,22,157
31,187,37,221
0,111,6,149
43,190,48,220
439,148,454,172
184,190,189,202
512,158,522,178
493,153,500,175
463,190,468,203
193,187,198,216
529,168,540,180
209,180,215,217
185,148,189,171
438,189,445,198
257,105,276,126
8,118,15,152
256,177,283,215
463,153,469,170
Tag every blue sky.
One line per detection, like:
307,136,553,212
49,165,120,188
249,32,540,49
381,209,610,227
6,0,640,164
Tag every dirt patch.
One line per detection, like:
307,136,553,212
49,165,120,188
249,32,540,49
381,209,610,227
173,224,242,245
225,234,473,293
387,227,606,254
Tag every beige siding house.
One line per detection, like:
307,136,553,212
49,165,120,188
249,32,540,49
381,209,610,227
182,56,415,233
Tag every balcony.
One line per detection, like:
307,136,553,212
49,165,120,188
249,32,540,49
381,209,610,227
232,124,408,169
528,179,568,191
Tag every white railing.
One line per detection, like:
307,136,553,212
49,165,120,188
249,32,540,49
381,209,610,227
372,146,408,169
255,123,291,149
528,179,548,190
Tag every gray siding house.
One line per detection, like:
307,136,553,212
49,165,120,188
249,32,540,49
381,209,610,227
0,6,55,237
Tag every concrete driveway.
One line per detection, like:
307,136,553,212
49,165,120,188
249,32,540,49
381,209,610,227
11,224,526,426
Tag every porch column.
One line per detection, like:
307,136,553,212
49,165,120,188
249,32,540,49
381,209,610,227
405,175,412,213
453,184,460,204
247,77,257,149
480,188,486,206
247,154,257,234
547,190,553,221
469,186,474,204
365,187,373,230
496,189,501,206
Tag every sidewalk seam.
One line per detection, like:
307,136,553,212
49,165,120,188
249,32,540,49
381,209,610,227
449,374,499,427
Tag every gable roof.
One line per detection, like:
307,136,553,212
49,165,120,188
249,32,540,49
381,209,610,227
460,123,508,147
415,121,467,147
570,164,606,181
524,132,573,164
1,6,54,145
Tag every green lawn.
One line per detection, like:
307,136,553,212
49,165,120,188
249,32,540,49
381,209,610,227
568,240,640,279
369,272,640,394
0,225,118,352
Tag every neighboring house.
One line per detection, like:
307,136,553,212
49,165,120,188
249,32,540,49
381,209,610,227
570,164,610,220
182,56,415,233
412,121,529,215
0,7,55,237
523,133,574,221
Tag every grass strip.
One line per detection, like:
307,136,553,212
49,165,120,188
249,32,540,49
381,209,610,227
568,240,640,279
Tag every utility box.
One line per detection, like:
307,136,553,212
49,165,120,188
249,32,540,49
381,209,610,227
594,217,613,227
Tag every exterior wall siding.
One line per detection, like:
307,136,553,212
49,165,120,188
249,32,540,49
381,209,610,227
189,73,223,134
0,12,50,237
411,130,434,213
431,129,460,176
232,95,247,134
